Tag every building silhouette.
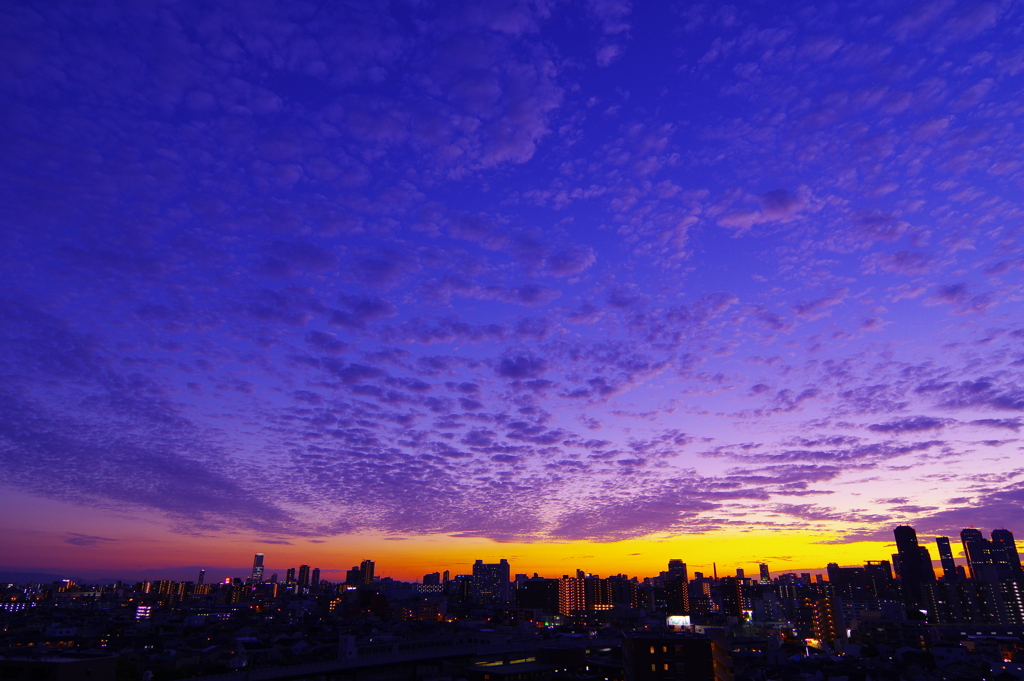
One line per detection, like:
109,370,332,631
251,553,265,584
893,525,935,611
623,632,733,681
472,559,510,604
360,560,375,585
935,537,959,581
961,528,997,582
990,528,1023,579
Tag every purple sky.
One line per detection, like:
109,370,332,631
2,0,1024,572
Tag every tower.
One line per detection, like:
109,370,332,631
935,537,959,581
759,563,771,584
961,528,996,581
298,565,310,587
894,525,935,611
990,528,1022,579
360,559,375,584
251,553,265,584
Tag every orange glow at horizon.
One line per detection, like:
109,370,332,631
2,491,906,580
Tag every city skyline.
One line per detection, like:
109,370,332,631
5,522,1018,585
4,0,1024,578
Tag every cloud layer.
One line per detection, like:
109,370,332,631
2,0,1024,550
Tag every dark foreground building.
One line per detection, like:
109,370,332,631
623,633,733,681
0,653,118,681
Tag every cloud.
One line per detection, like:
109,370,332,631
918,378,1024,412
546,245,597,277
925,283,995,314
970,418,1022,431
790,289,847,321
3,0,1024,551
865,251,934,275
329,294,398,329
65,533,116,547
868,416,949,434
495,355,548,379
259,241,338,278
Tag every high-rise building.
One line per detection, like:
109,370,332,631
360,560,375,585
311,568,320,587
720,577,744,618
251,553,265,584
665,575,689,614
558,573,585,615
961,528,997,582
759,563,771,584
286,567,296,584
667,560,688,582
197,569,205,586
423,572,441,585
298,565,310,587
345,566,361,585
936,537,959,581
472,559,510,604
812,596,844,644
519,576,560,612
608,574,639,609
894,525,936,610
864,560,894,595
990,528,1023,579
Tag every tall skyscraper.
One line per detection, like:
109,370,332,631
197,569,205,586
472,558,511,604
759,563,771,584
298,565,310,587
990,528,1023,579
961,528,997,581
935,537,959,581
311,567,320,587
286,567,295,584
360,560,375,585
894,525,936,610
251,553,265,584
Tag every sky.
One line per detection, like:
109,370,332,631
2,0,1024,583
